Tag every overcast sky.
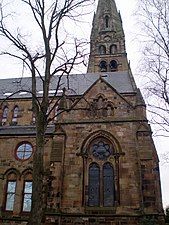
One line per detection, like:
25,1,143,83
0,0,168,209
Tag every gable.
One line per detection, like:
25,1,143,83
65,77,135,122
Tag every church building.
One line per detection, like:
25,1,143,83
0,0,165,224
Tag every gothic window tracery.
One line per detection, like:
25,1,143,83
84,137,118,208
88,96,114,118
15,142,33,161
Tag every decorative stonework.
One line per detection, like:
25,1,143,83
87,95,114,118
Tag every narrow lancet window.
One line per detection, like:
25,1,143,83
88,163,100,206
105,16,109,28
103,163,115,206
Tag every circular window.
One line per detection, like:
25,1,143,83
90,138,113,160
15,142,33,160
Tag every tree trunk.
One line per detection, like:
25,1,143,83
27,111,46,225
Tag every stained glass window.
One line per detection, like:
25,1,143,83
23,181,32,212
92,141,111,160
88,163,100,206
103,163,115,206
5,181,16,211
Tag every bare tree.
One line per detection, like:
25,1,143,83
0,0,94,224
136,0,169,136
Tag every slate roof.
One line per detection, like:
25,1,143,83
0,125,55,135
0,71,136,99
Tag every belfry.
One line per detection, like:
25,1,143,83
0,0,165,224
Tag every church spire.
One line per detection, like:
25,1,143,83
87,0,128,73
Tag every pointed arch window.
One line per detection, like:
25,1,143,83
86,137,117,207
2,106,8,125
12,106,19,124
105,15,109,28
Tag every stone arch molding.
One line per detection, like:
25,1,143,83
80,130,122,157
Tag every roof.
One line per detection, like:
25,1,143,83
0,125,55,136
0,71,136,99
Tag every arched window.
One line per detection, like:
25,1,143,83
22,181,32,212
105,15,109,28
5,181,16,211
12,106,19,124
22,171,32,212
4,169,32,213
86,137,116,207
103,163,115,206
99,60,107,72
110,44,117,54
110,60,118,71
99,45,106,55
2,106,8,125
88,163,100,206
4,171,18,211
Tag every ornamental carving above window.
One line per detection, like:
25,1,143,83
88,95,114,118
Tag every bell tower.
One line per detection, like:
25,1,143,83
88,0,128,73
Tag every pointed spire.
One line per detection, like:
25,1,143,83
92,0,124,37
88,0,127,73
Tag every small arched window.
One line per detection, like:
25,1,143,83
99,45,106,55
22,171,32,212
110,44,117,54
99,60,107,72
12,106,19,124
3,106,8,119
110,60,118,71
105,15,109,28
2,106,8,125
4,171,17,211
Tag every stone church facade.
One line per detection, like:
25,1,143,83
0,0,165,224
